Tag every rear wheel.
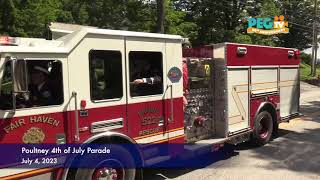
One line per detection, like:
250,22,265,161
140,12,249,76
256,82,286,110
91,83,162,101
252,111,273,146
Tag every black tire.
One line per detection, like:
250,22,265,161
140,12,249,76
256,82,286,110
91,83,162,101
73,145,136,180
252,111,273,146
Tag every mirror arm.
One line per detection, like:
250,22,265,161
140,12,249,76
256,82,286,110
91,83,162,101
5,57,29,111
12,92,17,111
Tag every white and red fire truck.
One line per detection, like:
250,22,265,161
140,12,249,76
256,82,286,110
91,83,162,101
0,26,300,180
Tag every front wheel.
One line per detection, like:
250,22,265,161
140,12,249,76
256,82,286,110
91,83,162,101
251,111,273,146
74,145,136,180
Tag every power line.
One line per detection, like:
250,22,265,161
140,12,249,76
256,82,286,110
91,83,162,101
290,25,313,32
289,21,313,30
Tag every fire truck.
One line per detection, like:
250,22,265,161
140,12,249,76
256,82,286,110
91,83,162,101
0,26,300,180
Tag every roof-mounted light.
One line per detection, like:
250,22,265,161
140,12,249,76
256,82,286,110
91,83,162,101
0,36,19,46
288,50,294,58
288,49,300,59
237,47,247,56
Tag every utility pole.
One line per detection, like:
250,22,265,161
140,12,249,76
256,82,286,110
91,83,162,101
156,0,165,33
311,0,318,77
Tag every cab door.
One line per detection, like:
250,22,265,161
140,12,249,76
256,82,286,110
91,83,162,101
0,57,69,144
125,37,169,144
67,36,127,142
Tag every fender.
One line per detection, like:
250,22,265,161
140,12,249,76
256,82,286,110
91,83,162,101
61,131,144,180
254,101,278,125
83,131,137,144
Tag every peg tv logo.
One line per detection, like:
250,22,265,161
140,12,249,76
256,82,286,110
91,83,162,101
247,15,289,35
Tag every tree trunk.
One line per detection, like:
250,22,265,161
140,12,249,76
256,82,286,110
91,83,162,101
311,0,318,77
156,0,165,33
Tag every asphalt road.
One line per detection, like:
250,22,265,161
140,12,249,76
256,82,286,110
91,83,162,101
145,82,320,180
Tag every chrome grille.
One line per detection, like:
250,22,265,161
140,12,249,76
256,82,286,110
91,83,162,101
91,118,124,133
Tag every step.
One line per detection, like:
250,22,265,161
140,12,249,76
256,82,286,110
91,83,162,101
184,138,227,151
144,155,171,166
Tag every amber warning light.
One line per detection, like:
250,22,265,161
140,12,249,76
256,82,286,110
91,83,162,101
80,100,87,109
0,36,19,46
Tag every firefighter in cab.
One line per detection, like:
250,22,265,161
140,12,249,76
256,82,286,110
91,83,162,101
29,65,53,106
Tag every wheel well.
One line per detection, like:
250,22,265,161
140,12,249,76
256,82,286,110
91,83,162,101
91,135,132,144
258,103,277,128
90,136,144,167
65,135,143,180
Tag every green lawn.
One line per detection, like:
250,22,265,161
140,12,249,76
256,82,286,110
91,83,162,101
300,63,320,81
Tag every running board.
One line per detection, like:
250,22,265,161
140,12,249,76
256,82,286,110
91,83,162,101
185,128,253,152
184,138,227,151
179,138,227,160
145,130,253,166
228,127,251,136
144,155,171,166
227,129,252,145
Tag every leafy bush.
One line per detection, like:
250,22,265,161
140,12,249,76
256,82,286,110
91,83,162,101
300,52,312,65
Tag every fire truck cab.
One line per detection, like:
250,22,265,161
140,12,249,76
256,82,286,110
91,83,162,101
0,27,300,180
0,28,184,179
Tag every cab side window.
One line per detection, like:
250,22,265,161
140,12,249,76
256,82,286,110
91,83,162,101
89,50,123,101
0,60,64,110
129,51,163,97
26,60,64,107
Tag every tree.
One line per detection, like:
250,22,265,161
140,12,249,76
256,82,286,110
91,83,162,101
248,0,281,46
9,0,64,37
0,0,315,51
60,0,153,32
165,0,197,39
300,52,312,65
278,0,314,49
185,0,249,45
0,0,17,36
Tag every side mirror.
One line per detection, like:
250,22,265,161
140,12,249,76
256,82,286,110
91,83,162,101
11,59,28,93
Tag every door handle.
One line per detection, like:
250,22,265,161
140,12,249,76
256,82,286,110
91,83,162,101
167,84,174,123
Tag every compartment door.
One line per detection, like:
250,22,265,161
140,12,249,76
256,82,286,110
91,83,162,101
280,67,299,117
227,68,249,133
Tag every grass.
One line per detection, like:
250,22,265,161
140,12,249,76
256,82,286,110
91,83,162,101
300,62,320,81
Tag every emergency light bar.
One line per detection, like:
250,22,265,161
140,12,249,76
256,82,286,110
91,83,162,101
0,36,19,46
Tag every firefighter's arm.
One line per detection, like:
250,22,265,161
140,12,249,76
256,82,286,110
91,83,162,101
133,76,162,85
